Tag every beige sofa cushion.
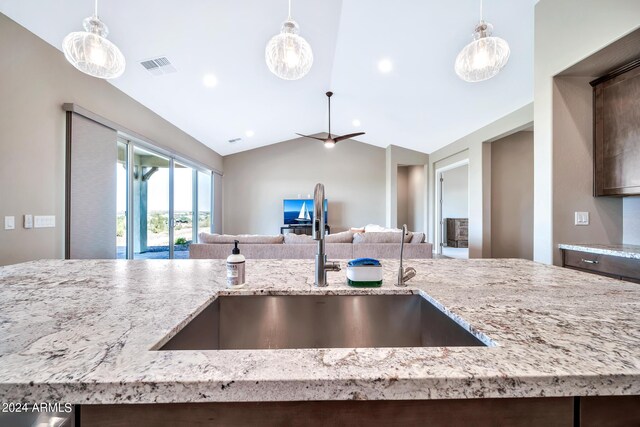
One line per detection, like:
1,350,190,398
353,231,412,244
199,233,284,244
410,232,425,244
284,231,354,244
325,231,354,243
284,233,314,244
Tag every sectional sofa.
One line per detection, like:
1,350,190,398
189,231,433,260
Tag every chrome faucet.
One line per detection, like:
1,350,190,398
396,224,417,287
313,183,341,286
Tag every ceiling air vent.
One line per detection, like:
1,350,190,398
228,138,242,144
139,56,177,76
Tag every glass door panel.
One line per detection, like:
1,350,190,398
197,171,212,238
133,147,170,259
116,141,128,259
173,162,193,259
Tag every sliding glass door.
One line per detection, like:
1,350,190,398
117,139,213,259
173,161,193,259
116,141,128,259
197,170,212,237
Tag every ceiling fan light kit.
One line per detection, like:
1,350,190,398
297,92,366,148
265,0,314,80
62,0,125,79
455,0,510,83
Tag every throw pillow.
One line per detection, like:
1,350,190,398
410,232,425,244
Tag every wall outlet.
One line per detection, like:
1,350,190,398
4,216,15,230
575,211,589,226
34,215,56,228
24,214,33,229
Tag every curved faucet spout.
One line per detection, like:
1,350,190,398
313,183,339,286
313,183,325,241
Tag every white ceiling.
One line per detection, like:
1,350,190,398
0,0,535,156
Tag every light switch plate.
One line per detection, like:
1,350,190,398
4,216,15,230
24,214,33,229
34,215,56,228
575,211,589,226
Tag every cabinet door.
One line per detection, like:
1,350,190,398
593,63,640,196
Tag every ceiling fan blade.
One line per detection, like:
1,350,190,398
296,133,327,142
333,132,366,142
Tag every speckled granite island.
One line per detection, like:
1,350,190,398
1,259,639,426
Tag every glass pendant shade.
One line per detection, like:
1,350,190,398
63,15,125,79
455,21,510,83
265,19,313,80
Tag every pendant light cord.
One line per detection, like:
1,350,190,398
94,0,99,17
288,0,292,19
328,95,331,136
480,0,483,21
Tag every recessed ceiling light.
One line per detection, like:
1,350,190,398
378,58,393,73
203,73,218,88
352,119,361,127
245,130,255,137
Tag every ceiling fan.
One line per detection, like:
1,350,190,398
296,91,365,148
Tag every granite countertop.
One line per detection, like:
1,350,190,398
558,243,640,260
0,259,639,404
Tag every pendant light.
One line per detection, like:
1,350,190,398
265,0,314,80
62,0,126,79
454,0,510,83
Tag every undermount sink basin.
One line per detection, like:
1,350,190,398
157,294,490,351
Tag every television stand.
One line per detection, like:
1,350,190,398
280,224,330,236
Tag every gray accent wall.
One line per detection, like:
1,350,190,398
0,13,222,266
222,137,387,235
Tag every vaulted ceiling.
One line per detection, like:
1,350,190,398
0,0,535,155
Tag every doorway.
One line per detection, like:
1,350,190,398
436,161,469,259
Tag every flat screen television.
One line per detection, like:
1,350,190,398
283,199,327,225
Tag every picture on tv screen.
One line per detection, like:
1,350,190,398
283,199,328,225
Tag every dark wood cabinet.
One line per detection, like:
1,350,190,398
80,396,640,427
591,59,640,197
561,249,640,283
446,218,468,248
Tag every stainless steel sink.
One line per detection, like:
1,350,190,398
157,294,490,350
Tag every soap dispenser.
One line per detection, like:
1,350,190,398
226,240,246,288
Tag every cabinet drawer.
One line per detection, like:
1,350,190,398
563,250,640,281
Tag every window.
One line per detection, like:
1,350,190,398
117,138,214,259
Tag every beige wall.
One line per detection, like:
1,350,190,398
222,137,386,235
397,165,426,232
0,14,222,266
385,145,429,229
428,104,533,258
407,165,425,232
534,0,640,264
551,77,622,264
491,131,534,260
397,167,410,229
